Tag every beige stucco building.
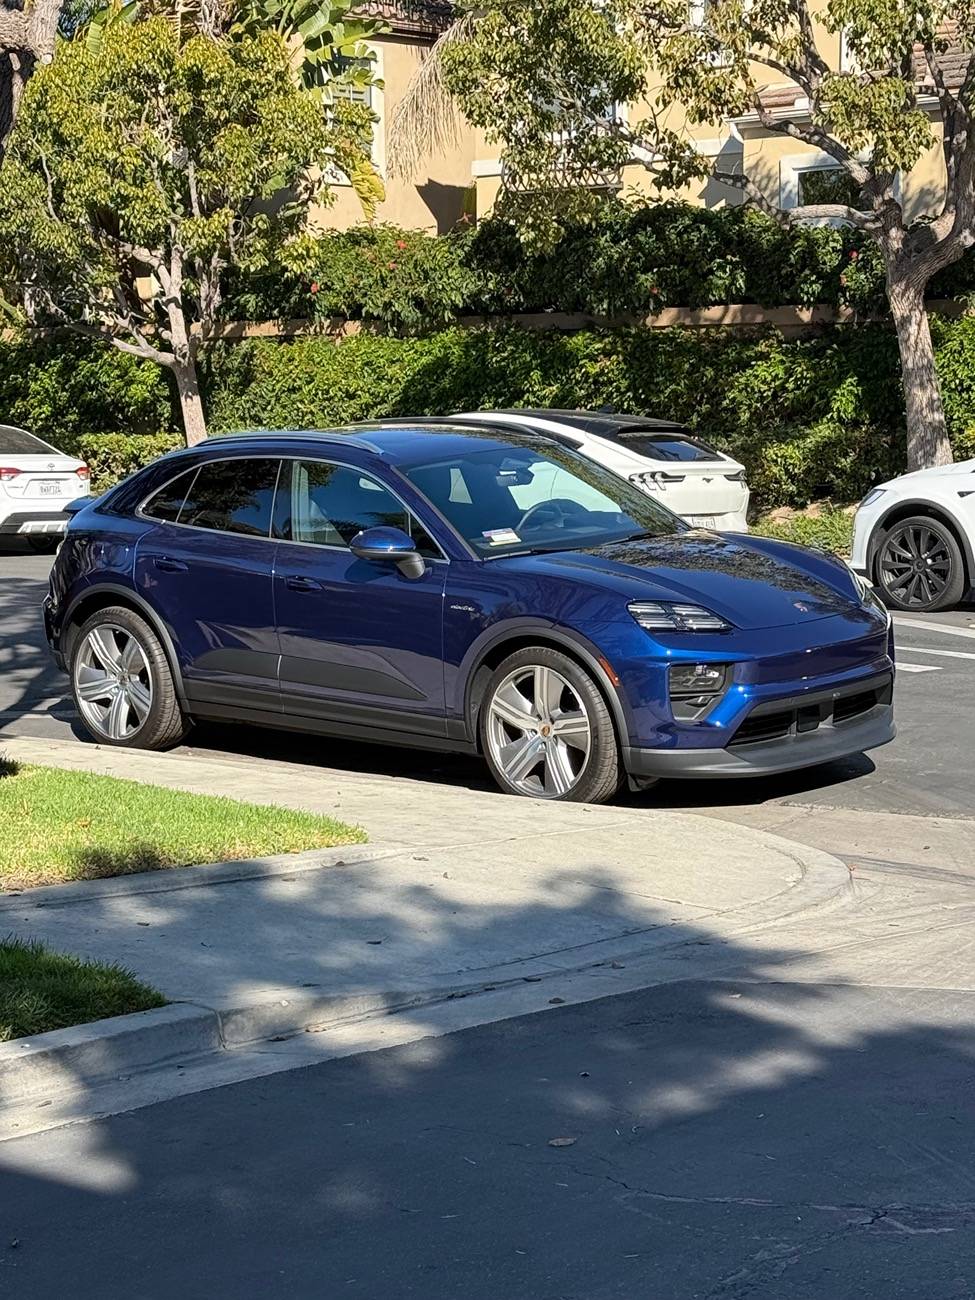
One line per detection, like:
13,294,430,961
331,2,953,233
322,0,477,233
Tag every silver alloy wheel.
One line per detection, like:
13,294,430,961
879,523,953,608
74,623,153,741
486,664,591,798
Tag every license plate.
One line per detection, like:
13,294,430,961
686,514,717,528
39,482,63,496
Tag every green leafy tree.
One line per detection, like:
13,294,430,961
0,14,377,442
433,0,975,470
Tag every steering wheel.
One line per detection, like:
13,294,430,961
516,498,584,533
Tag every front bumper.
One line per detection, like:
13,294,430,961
624,671,894,779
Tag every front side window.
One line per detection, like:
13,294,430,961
285,461,440,559
404,442,685,557
178,459,281,537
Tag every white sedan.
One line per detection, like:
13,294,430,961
851,459,975,611
449,409,751,531
0,425,90,551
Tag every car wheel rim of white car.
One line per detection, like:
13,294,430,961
880,523,952,607
487,665,591,798
75,624,153,740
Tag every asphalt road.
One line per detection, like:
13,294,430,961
5,980,975,1300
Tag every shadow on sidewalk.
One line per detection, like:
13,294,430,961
1,854,974,1298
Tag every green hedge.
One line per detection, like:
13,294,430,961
202,316,975,509
75,432,183,493
220,203,975,327
0,335,171,441
9,313,975,509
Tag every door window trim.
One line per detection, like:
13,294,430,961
139,453,454,562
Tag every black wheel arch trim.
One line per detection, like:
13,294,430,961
60,583,191,711
458,619,632,747
868,499,974,584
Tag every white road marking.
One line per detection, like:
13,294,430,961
893,617,975,641
900,646,975,663
896,663,943,674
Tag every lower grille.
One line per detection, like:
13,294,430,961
730,674,893,748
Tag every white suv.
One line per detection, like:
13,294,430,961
450,409,750,531
0,425,90,550
851,458,975,612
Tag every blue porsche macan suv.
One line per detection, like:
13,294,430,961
45,424,896,803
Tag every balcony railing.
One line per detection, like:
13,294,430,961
352,0,455,38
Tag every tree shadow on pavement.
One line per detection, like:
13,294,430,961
0,557,72,733
1,853,974,1300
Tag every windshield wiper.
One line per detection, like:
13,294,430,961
620,529,667,543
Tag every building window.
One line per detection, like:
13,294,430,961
796,166,863,209
327,46,386,178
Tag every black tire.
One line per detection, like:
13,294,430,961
26,535,61,554
70,605,190,749
875,515,966,613
478,646,622,804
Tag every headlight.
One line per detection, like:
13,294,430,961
858,488,886,509
629,601,733,632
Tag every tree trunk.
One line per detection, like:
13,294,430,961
173,355,208,446
888,278,953,471
1,0,60,154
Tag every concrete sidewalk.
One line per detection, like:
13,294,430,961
0,735,851,1125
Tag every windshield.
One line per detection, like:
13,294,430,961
0,425,59,455
402,442,686,557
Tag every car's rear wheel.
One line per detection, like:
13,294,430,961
875,515,966,612
70,606,190,749
480,647,621,804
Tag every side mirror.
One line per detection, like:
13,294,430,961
349,526,426,580
63,496,93,516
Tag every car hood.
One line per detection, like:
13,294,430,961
882,457,975,488
504,531,863,630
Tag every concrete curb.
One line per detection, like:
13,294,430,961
0,842,406,913
0,1004,220,1107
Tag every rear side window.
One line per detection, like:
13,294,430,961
0,425,59,455
179,459,281,537
142,468,199,523
617,432,720,463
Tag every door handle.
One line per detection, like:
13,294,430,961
285,574,321,592
154,556,188,573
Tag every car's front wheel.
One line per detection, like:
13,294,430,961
70,605,190,749
876,515,966,612
479,647,621,804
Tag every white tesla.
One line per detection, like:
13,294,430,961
851,459,975,611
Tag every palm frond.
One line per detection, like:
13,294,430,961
386,9,477,181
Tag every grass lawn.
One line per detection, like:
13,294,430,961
0,937,166,1041
0,761,366,890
